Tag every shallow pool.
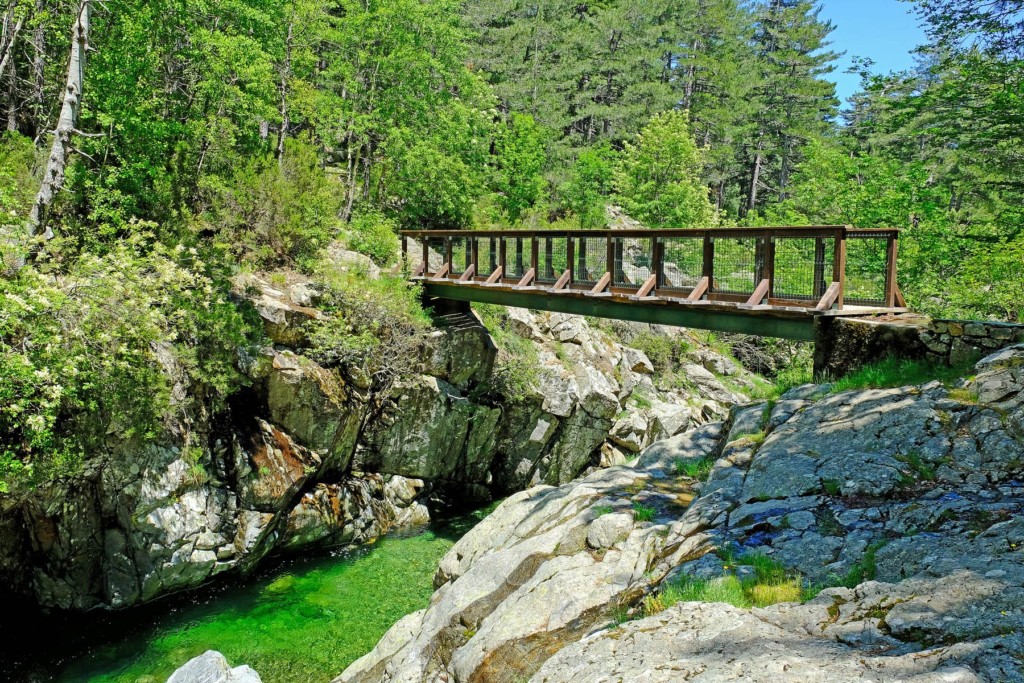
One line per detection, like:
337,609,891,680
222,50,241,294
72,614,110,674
3,510,489,683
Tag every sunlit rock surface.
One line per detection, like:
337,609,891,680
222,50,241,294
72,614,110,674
339,346,1024,683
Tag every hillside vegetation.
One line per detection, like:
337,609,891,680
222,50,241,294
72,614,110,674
0,0,1022,492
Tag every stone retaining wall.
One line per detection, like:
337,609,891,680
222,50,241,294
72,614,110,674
813,315,1024,379
919,319,1024,365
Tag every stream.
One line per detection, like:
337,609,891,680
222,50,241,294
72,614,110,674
2,508,493,683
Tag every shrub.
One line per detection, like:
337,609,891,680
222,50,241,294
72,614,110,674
616,110,717,229
0,234,254,493
471,304,541,404
387,140,478,229
206,137,342,269
348,211,400,267
309,264,432,392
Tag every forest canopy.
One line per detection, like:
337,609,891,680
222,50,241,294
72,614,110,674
1,0,1023,486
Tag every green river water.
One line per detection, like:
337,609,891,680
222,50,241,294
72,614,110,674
5,510,490,683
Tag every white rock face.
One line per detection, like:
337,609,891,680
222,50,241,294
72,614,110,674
166,651,262,683
338,346,1024,683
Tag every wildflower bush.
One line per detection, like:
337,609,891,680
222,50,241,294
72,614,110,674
0,234,254,492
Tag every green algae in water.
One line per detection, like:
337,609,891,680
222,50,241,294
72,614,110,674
55,529,455,683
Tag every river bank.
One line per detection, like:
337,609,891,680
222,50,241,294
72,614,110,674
1,507,493,683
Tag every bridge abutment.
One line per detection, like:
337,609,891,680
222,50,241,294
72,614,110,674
813,315,1024,380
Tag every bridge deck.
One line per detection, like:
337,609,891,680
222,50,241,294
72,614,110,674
400,226,908,340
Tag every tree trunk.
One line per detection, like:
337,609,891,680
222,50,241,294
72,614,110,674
28,0,91,242
31,0,45,140
746,149,763,217
5,44,16,131
276,16,294,166
0,12,24,81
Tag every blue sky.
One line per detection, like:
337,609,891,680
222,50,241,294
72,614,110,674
817,0,928,104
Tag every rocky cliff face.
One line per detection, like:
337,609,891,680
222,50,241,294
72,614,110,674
0,258,751,611
338,345,1024,683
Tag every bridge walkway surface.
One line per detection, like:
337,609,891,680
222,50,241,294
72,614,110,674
400,226,910,341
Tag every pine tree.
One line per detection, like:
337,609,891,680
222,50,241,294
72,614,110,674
742,0,838,216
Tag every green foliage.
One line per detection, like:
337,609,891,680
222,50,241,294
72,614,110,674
627,332,693,375
562,144,616,229
207,138,342,269
471,304,540,404
0,235,253,493
388,140,479,229
840,541,887,588
309,265,431,389
896,452,937,484
647,551,812,614
616,111,718,229
593,505,615,517
828,357,974,394
347,211,400,267
491,114,547,222
673,456,715,481
631,501,656,522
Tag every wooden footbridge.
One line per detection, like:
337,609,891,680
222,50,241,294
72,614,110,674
401,226,906,341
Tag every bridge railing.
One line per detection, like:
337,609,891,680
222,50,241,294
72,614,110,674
400,226,902,310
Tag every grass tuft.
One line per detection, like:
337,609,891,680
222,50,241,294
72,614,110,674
672,456,715,480
829,357,975,395
632,501,656,522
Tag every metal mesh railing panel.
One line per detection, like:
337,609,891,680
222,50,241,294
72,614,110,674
712,237,759,295
502,237,528,280
772,237,835,301
537,237,569,284
574,237,607,285
481,237,499,275
845,234,888,305
450,236,472,276
660,237,704,292
614,237,654,287
426,237,446,275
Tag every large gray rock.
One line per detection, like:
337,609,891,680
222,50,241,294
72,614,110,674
339,346,1024,683
166,651,262,683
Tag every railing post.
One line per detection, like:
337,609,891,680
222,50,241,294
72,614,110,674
813,237,826,298
885,231,899,308
499,237,507,279
401,235,408,267
765,235,776,300
422,239,429,276
606,235,615,285
515,238,524,274
531,235,539,276
470,237,479,279
578,238,588,280
653,237,664,290
445,236,454,279
566,235,575,285
833,227,847,310
488,237,497,273
702,231,715,293
613,239,624,285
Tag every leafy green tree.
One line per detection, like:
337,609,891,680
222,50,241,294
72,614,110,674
492,113,547,222
387,139,478,229
562,143,616,229
615,110,717,228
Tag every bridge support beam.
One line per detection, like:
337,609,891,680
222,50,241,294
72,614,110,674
422,282,817,341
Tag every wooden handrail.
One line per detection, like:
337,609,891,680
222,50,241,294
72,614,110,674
400,225,887,239
403,225,900,312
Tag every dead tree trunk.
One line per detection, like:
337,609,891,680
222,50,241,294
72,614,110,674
30,0,45,140
276,17,293,166
28,0,91,242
